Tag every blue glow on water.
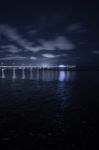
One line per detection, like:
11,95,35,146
59,71,66,81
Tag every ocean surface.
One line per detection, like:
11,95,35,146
0,70,98,149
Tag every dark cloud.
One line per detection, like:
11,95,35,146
0,0,98,66
0,25,33,49
67,23,81,31
0,24,75,62
0,56,27,60
42,53,67,58
92,50,99,55
1,45,21,54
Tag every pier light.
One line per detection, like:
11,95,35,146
59,65,65,68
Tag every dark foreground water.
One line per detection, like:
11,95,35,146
0,70,98,149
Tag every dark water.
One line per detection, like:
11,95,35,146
0,70,98,149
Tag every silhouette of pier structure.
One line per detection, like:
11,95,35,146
0,65,76,80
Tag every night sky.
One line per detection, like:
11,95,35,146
0,0,99,66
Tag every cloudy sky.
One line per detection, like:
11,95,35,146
0,0,99,66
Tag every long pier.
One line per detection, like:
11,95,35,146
0,65,76,80
0,65,76,69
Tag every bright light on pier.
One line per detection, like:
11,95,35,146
59,65,66,68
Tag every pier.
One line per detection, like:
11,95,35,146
0,65,76,80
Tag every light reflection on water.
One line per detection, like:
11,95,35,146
59,71,66,81
0,71,98,149
0,69,77,149
33,70,76,82
0,69,76,82
0,70,76,109
0,70,76,111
